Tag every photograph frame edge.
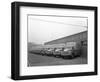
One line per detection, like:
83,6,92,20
11,1,98,80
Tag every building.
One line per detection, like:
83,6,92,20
44,31,87,45
44,31,87,57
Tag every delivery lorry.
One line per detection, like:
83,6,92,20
61,42,81,59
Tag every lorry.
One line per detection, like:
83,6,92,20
53,48,63,57
61,42,81,59
45,48,55,56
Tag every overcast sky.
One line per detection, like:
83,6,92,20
28,15,87,44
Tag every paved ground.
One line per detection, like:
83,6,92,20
28,52,87,67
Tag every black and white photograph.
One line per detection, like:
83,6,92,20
11,2,97,80
28,14,88,67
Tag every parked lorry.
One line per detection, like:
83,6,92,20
53,48,63,57
45,48,55,56
61,42,81,59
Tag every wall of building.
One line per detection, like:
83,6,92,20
44,31,87,45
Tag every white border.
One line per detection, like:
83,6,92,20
20,6,94,76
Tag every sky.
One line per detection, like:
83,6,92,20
28,15,87,44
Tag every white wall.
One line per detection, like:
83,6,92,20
0,0,99,82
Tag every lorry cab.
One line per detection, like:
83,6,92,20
53,48,63,57
45,48,55,56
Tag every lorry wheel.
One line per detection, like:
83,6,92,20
62,56,65,59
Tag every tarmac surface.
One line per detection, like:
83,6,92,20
28,52,87,67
